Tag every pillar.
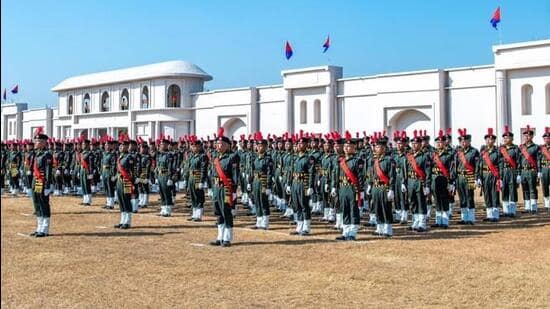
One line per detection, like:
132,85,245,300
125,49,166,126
495,70,508,136
285,89,294,133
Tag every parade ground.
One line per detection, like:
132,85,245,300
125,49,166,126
2,194,550,308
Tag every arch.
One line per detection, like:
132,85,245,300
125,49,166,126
222,117,247,138
313,99,321,123
167,84,181,108
120,88,129,111
388,109,431,138
521,84,533,115
545,83,550,114
83,93,91,114
300,100,307,124
141,86,149,109
101,91,110,112
68,95,74,115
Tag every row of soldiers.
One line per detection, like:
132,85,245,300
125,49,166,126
1,125,549,245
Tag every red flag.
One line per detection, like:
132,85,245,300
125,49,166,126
323,35,330,53
285,41,293,60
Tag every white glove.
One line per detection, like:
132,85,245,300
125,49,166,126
330,187,337,197
538,172,543,179
278,176,283,181
448,184,455,193
387,189,394,201
317,180,321,187
180,168,184,175
360,192,365,200
306,188,313,196
232,193,237,201
324,184,329,192
497,179,503,190
265,189,272,195
87,174,93,180
401,184,407,193
26,171,31,175
231,209,237,217
242,172,246,178
134,178,141,184
246,184,252,191
167,179,173,186
64,169,69,175
475,179,482,187
110,176,116,182
423,187,430,195
44,189,51,196
55,170,61,176
366,185,372,195
516,175,522,184
286,186,291,194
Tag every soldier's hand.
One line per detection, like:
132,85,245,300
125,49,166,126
167,179,173,186
366,185,372,195
134,178,141,184
278,176,283,181
265,189,272,195
401,184,407,193
516,175,522,184
423,187,430,195
87,174,93,180
246,184,251,192
538,172,542,179
448,184,455,193
387,189,394,201
330,187,337,197
26,171,31,175
110,176,116,182
475,179,482,187
324,184,329,193
55,170,61,176
285,186,291,194
44,188,51,196
306,188,313,196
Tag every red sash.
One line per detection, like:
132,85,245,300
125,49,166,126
33,159,45,183
458,150,475,174
406,153,426,180
482,150,501,191
117,156,134,194
53,154,59,168
339,157,362,207
374,159,390,185
81,153,90,173
25,157,31,168
541,146,550,162
432,152,450,178
520,145,537,169
214,157,234,208
499,147,517,169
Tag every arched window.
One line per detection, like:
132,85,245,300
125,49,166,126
313,99,321,123
167,84,181,108
141,86,149,109
546,83,550,114
68,95,74,115
101,91,110,112
521,84,533,115
83,93,91,114
120,88,129,111
300,100,307,124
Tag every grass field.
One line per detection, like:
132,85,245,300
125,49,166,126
2,192,550,308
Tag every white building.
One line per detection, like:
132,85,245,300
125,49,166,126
2,39,550,146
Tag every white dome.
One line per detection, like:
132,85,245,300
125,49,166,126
51,60,212,92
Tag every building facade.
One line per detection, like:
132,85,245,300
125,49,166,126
2,39,550,146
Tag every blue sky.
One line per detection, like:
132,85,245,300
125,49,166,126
1,0,549,108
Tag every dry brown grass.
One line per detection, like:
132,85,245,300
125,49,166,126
2,192,550,308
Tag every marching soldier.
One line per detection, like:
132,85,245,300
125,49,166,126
331,133,345,229
248,132,274,230
392,131,409,224
79,138,95,206
23,140,35,197
101,138,117,209
456,129,480,225
71,140,82,195
478,128,502,222
431,130,455,228
331,131,364,240
52,140,65,196
280,135,295,219
367,133,395,237
287,132,316,236
404,131,432,232
519,125,540,213
30,128,53,237
541,128,550,211
137,141,152,209
184,136,208,221
499,125,520,217
209,128,239,247
319,136,335,222
114,135,135,229
309,136,323,214
62,141,74,194
8,141,22,196
129,139,141,213
156,137,175,217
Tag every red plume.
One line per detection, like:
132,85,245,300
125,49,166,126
488,128,493,136
345,130,352,141
446,128,452,136
413,130,418,138
438,129,443,138
217,127,224,138
363,131,367,137
33,127,44,136
356,132,359,138
504,125,509,134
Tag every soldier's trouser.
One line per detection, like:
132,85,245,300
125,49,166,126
372,185,392,224
252,185,270,217
408,180,427,214
481,172,500,208
291,182,311,221
432,176,449,212
521,170,538,200
102,174,116,198
158,176,173,206
32,190,51,218
116,180,132,213
213,186,233,228
340,185,360,225
189,182,205,208
23,173,32,189
10,175,20,190
395,176,408,211
55,174,63,191
80,171,92,195
501,168,518,202
138,182,150,194
541,168,549,198
457,175,475,209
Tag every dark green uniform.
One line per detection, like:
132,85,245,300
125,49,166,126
210,151,239,244
540,144,550,210
79,149,95,205
101,149,117,208
137,152,152,208
456,146,480,224
31,148,53,236
8,148,22,195
156,151,175,216
367,153,395,236
403,150,432,231
392,149,408,223
431,148,455,227
114,151,135,228
332,154,364,239
320,151,335,221
499,144,520,216
184,149,209,220
519,142,540,213
23,148,35,196
289,152,315,235
249,152,274,229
